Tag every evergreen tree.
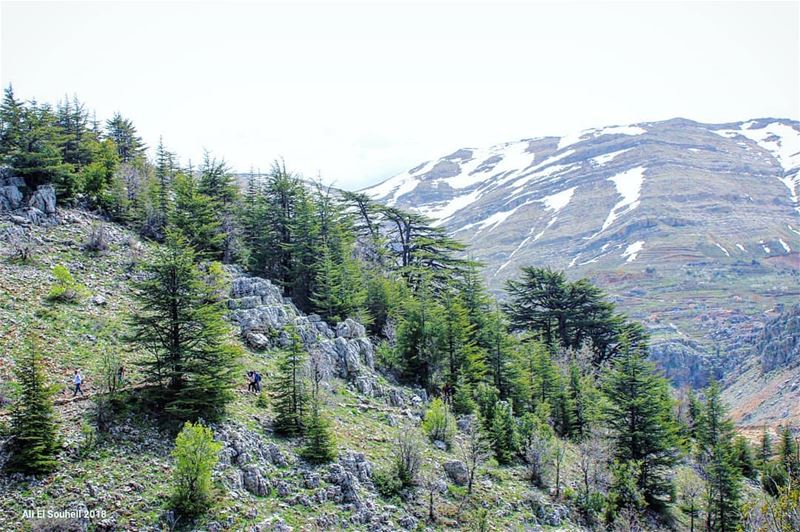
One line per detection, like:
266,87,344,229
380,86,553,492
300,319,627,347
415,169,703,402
80,138,120,209
105,112,146,162
489,400,517,465
603,343,679,508
272,329,309,436
732,435,757,479
696,381,741,532
778,426,799,481
129,235,239,421
567,362,591,440
169,171,223,258
5,344,60,474
170,421,221,516
504,268,647,365
758,429,773,468
395,284,444,391
440,292,474,391
300,399,337,463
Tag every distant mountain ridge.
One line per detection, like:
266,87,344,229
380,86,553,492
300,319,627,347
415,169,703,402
363,117,800,405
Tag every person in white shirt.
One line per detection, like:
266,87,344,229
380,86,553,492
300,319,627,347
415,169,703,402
72,369,84,397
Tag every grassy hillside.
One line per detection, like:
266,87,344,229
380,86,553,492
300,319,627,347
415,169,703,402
0,212,575,531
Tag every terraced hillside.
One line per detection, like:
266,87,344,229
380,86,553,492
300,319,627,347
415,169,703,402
364,118,800,393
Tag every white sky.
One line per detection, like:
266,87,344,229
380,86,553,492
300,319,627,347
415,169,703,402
2,1,798,190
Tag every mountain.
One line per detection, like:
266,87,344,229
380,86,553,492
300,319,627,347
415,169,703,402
364,118,800,392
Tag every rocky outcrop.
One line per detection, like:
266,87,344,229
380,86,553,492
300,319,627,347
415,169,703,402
759,305,800,372
443,460,469,486
0,167,57,224
227,273,378,391
649,340,718,388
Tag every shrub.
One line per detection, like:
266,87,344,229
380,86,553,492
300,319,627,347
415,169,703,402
82,223,109,253
373,467,403,498
422,398,456,446
47,264,86,301
171,421,221,517
394,429,422,487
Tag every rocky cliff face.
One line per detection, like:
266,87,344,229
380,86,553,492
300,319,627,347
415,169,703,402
363,118,800,385
0,166,57,224
226,272,381,396
758,304,800,373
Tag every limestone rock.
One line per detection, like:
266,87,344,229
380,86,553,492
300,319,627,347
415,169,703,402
443,460,469,486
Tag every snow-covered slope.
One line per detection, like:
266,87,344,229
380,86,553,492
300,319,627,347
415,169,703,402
363,118,800,387
364,117,800,279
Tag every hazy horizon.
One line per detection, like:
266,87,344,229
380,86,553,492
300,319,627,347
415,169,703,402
2,1,798,190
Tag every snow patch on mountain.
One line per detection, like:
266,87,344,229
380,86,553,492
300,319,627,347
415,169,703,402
540,187,577,213
622,240,644,262
557,125,646,150
714,243,730,257
779,239,791,253
594,166,647,236
591,148,633,166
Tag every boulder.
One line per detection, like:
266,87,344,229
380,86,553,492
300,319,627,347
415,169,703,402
245,332,270,350
28,184,56,214
242,465,270,496
336,318,366,339
443,460,469,486
0,185,23,211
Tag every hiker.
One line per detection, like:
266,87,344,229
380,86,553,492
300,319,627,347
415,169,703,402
253,371,262,393
117,365,125,387
72,369,84,397
246,371,255,393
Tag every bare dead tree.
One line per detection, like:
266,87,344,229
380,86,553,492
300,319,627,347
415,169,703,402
456,417,491,494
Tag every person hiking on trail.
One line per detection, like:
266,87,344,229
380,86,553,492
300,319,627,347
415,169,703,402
72,369,84,397
246,371,255,393
117,365,125,387
253,371,262,393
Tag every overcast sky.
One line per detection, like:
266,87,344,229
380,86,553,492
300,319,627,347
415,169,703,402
2,1,798,190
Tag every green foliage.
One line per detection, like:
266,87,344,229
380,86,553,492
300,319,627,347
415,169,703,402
170,421,221,517
603,342,680,508
373,466,403,498
169,171,223,258
271,329,309,436
422,398,456,445
696,381,741,531
451,376,477,416
733,435,757,479
300,399,337,463
47,263,87,301
80,138,120,209
105,112,146,163
395,284,444,391
5,344,60,474
129,235,239,421
606,460,645,520
489,400,517,465
255,390,269,409
504,267,648,365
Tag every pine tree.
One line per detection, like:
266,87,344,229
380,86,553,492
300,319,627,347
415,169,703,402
272,329,309,436
395,284,444,391
5,344,60,474
603,343,679,508
300,399,337,463
696,381,741,532
732,435,756,479
129,235,239,421
105,112,146,162
440,292,474,391
778,426,799,481
169,171,223,258
758,429,773,468
489,400,517,465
